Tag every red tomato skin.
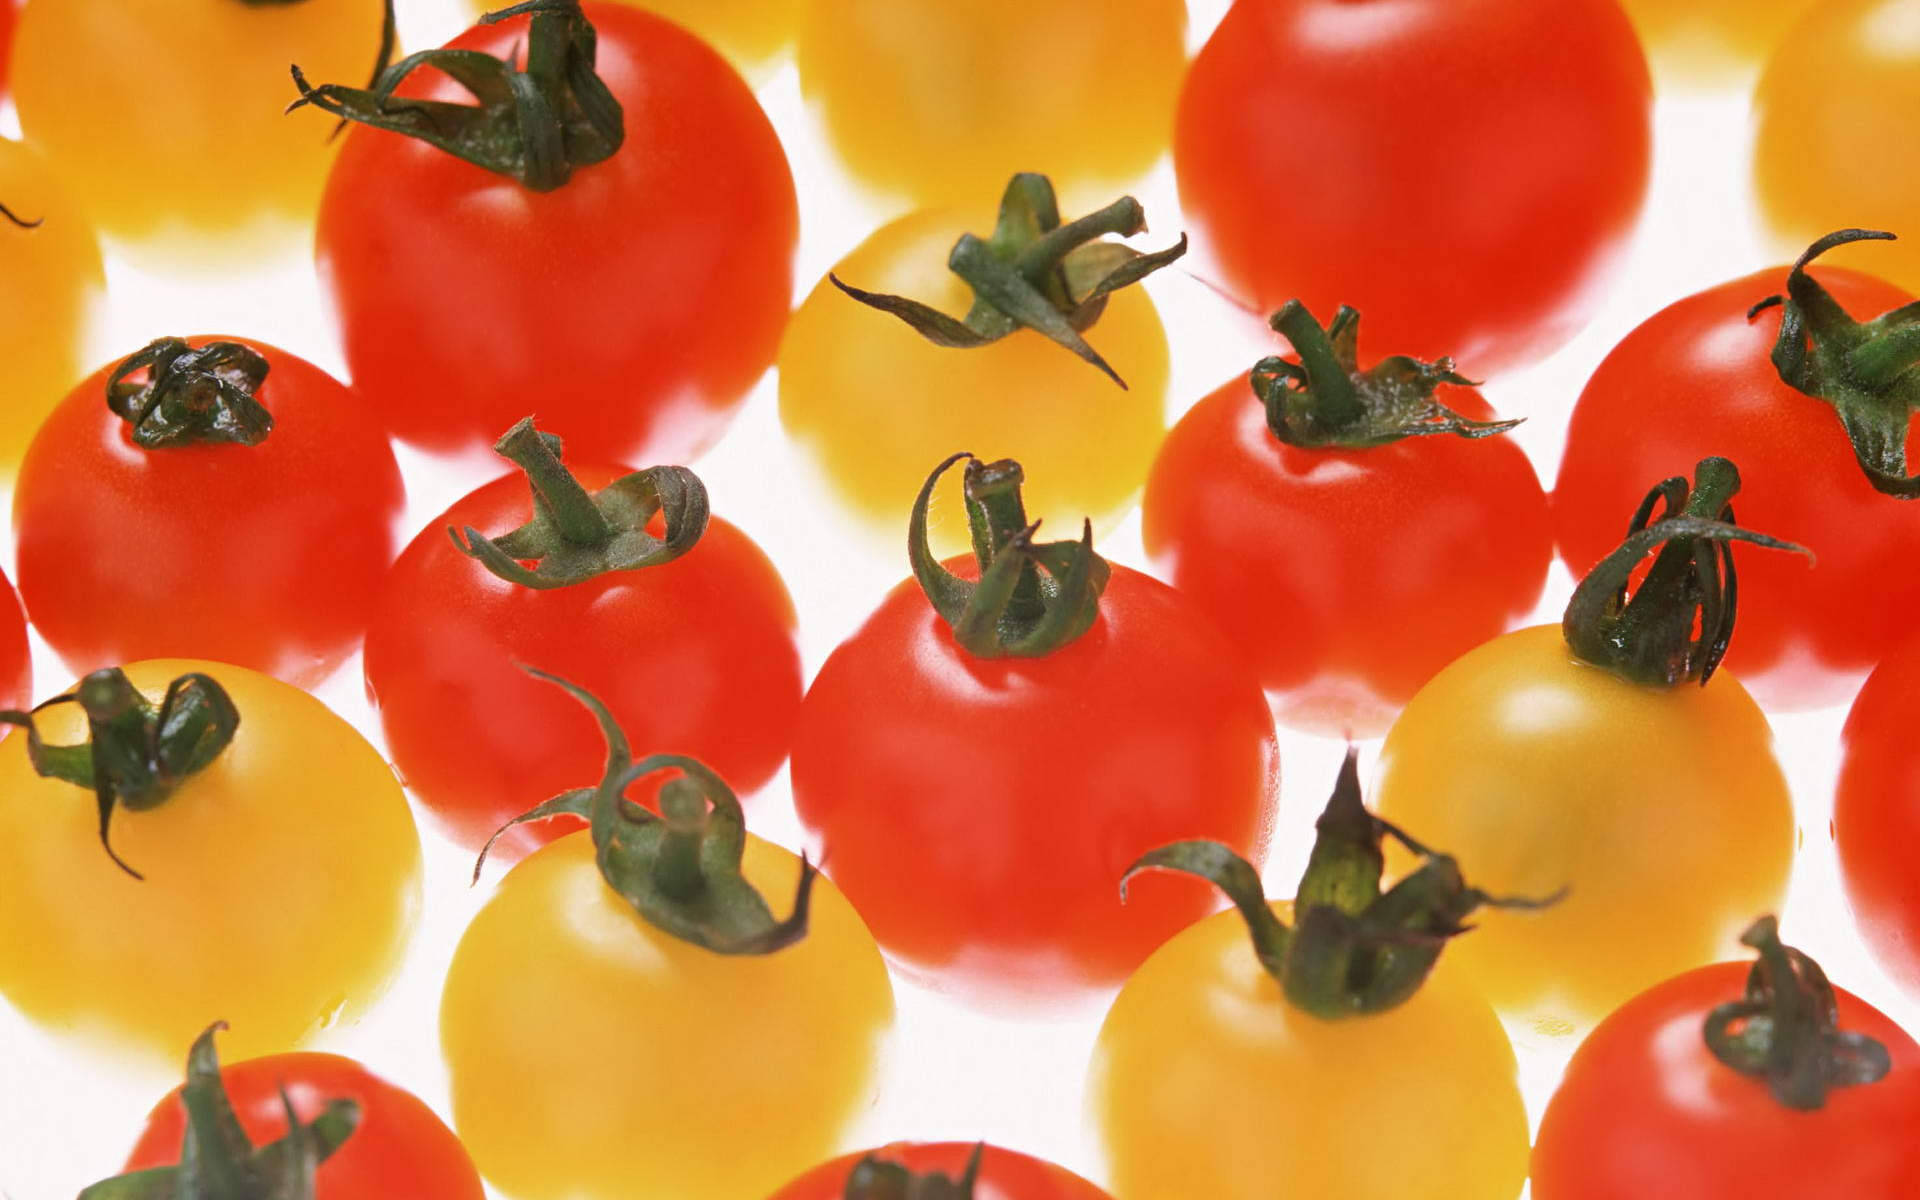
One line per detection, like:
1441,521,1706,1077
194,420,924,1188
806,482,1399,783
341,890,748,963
1143,376,1549,736
1532,961,1920,1198
1175,0,1651,376
363,464,803,858
768,1142,1112,1200
1553,266,1920,710
11,336,402,689
0,568,27,717
1836,636,1920,996
0,1,14,96
121,1052,484,1199
791,563,1280,1007
316,3,797,465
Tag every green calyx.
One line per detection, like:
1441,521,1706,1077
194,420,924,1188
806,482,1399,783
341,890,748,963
1704,916,1892,1111
0,669,239,881
448,416,709,589
288,0,622,192
1562,457,1809,688
908,452,1109,659
1253,301,1519,448
78,1023,359,1200
832,172,1186,388
1123,751,1562,1020
477,667,814,956
844,1146,984,1200
1753,229,1920,498
107,339,275,449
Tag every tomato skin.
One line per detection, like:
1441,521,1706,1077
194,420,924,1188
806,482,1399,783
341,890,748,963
441,831,893,1200
0,568,27,717
1175,0,1651,376
1620,0,1817,84
791,563,1279,1007
1836,637,1920,996
1553,266,1920,711
1142,376,1549,737
318,3,796,467
363,464,803,857
1532,961,1920,1197
1090,903,1529,1200
769,1143,1112,1200
122,1052,484,1199
12,336,403,690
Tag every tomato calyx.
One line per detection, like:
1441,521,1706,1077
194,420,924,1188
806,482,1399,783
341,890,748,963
1562,456,1808,688
831,172,1186,388
0,668,238,881
288,0,622,192
80,1023,358,1199
843,1145,984,1199
1752,229,1920,498
1124,751,1561,1019
1703,916,1893,1111
447,416,710,589
477,667,816,955
908,452,1110,659
106,338,274,449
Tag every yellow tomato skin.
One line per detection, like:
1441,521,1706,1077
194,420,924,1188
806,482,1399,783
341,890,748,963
441,831,895,1200
1620,0,1817,84
779,208,1168,554
1090,902,1527,1200
0,661,422,1066
796,0,1187,209
1375,625,1794,1037
468,0,797,75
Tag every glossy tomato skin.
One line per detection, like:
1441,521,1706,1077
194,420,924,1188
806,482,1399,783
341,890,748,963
1143,376,1550,737
123,1052,484,1199
1554,266,1920,711
13,337,403,690
319,3,796,466
1176,0,1651,376
441,832,893,1200
769,1142,1111,1200
0,568,27,716
1532,961,1920,1197
791,563,1280,1008
1620,0,1817,84
1836,636,1920,996
1090,903,1529,1200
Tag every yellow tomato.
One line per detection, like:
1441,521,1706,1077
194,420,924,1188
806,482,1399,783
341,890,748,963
1090,902,1528,1200
1375,624,1794,1037
468,0,797,76
441,831,895,1200
796,0,1188,209
1620,0,1817,84
0,661,421,1066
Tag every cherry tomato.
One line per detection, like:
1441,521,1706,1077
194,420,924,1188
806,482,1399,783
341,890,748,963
0,568,27,718
315,3,796,466
1836,635,1920,996
769,1143,1112,1200
468,0,796,76
1176,0,1651,375
1620,0,1817,84
0,660,421,1065
796,0,1186,208
0,2,13,97
13,336,403,689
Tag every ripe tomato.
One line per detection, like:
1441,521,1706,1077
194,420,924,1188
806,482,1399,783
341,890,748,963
313,2,796,466
0,661,421,1065
13,336,403,689
796,0,1186,208
1620,0,1817,84
1176,0,1651,375
0,569,27,718
467,0,796,75
769,1143,1112,1200
0,2,13,96
11,0,387,260
1836,635,1920,996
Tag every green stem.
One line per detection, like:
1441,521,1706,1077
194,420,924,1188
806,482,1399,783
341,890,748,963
650,779,710,903
493,419,614,545
1268,301,1367,432
1848,322,1920,390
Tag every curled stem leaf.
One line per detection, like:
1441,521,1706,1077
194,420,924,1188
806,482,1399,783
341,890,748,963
106,339,274,449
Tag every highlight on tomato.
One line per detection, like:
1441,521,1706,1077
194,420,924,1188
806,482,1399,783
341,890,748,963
1089,753,1540,1200
780,173,1180,553
13,336,403,689
298,0,796,467
1620,0,1817,85
1175,0,1651,375
0,568,28,718
769,1142,1113,1200
1554,230,1920,710
467,0,796,77
1379,458,1800,1036
790,453,1279,1008
1532,916,1920,1197
1142,300,1550,736
0,661,421,1065
1835,634,1920,997
441,670,893,1200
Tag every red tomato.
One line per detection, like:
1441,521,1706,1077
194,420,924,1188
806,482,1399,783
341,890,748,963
768,1142,1112,1200
0,568,27,717
316,3,796,465
1837,635,1920,996
1554,265,1920,710
1175,0,1651,375
0,1,14,96
12,336,402,688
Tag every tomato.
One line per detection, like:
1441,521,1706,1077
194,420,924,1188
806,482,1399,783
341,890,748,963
1176,0,1651,376
0,568,27,718
1142,302,1551,736
11,0,387,261
0,661,420,1065
0,2,13,96
769,1143,1112,1200
1619,0,1817,84
467,0,796,76
796,0,1186,209
1835,635,1920,996
311,2,796,466
13,336,403,689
